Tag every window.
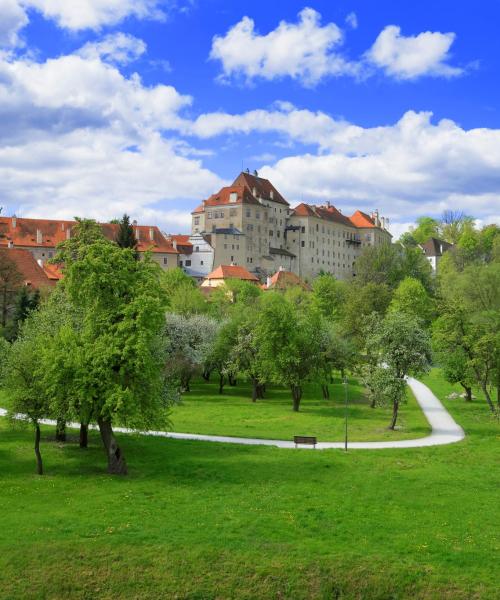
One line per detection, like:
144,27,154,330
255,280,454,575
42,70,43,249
229,208,237,216
48,252,53,258
277,231,280,238
179,260,183,267
185,260,191,267
301,240,305,247
301,226,305,233
246,209,251,218
231,256,234,262
207,211,212,219
224,244,227,249
200,261,204,265
163,257,168,265
194,217,200,225
256,211,260,219
229,192,237,203
195,246,199,252
269,230,274,236
316,224,319,232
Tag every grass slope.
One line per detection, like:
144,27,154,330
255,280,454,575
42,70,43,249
170,377,430,441
0,370,498,599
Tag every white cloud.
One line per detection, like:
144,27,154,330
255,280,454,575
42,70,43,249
21,0,165,30
366,25,462,79
210,7,358,86
0,50,224,230
0,0,28,47
345,12,358,30
78,33,147,65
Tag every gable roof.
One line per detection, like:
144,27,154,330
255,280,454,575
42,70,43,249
232,172,289,206
0,248,56,289
349,210,377,229
205,264,259,281
0,217,178,254
264,269,309,291
420,238,453,257
170,234,193,255
292,202,353,226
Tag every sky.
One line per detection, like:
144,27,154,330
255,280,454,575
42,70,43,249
1,0,500,238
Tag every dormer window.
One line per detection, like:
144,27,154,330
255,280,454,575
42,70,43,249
229,192,237,203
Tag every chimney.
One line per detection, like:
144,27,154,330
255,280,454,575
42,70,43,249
326,201,330,208
61,222,65,231
12,215,17,228
37,258,43,267
279,265,285,272
149,227,154,241
36,229,42,244
66,227,71,240
172,240,177,250
7,240,13,249
270,190,274,200
266,276,271,288
135,227,140,240
253,187,257,197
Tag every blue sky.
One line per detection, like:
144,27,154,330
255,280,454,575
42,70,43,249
1,0,499,237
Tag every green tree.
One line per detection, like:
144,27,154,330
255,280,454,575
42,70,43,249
366,312,432,429
63,240,169,474
389,277,434,325
411,216,440,244
255,293,323,411
0,250,23,332
311,273,347,319
341,282,392,344
115,214,138,258
5,286,40,341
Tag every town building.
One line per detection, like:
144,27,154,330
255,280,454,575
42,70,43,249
0,247,58,290
262,268,309,291
200,264,259,288
191,171,392,282
419,238,453,273
0,216,179,270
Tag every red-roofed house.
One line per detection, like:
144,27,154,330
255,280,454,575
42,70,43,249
0,216,179,271
201,264,259,288
262,267,309,291
0,248,56,289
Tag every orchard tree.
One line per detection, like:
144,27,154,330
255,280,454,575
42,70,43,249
161,268,206,315
256,293,322,411
164,313,220,392
311,273,347,319
366,312,432,429
389,277,434,326
63,240,169,474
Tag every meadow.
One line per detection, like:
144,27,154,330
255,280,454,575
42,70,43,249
0,370,498,599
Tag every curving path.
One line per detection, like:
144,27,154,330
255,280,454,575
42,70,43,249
0,376,465,450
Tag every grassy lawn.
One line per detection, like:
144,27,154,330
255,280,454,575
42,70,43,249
170,377,431,441
0,370,498,599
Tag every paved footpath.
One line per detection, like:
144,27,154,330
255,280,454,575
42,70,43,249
0,376,465,450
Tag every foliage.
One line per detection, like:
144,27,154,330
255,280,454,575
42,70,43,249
0,250,23,331
4,286,40,341
389,276,434,325
410,216,440,244
161,267,206,315
311,273,347,319
115,213,138,257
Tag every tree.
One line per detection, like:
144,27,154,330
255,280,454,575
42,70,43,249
160,268,206,315
164,313,220,392
354,244,403,288
0,250,23,332
411,216,440,244
440,211,474,244
311,273,347,319
1,312,51,474
205,317,240,394
255,293,323,411
115,214,138,255
4,286,40,341
341,282,392,344
366,312,432,429
63,240,169,474
389,277,434,326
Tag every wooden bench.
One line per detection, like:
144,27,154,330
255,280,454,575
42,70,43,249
293,435,317,448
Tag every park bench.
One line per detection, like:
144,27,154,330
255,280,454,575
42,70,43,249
293,435,317,448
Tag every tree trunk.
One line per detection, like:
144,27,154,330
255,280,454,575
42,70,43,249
480,382,495,413
79,423,88,448
257,383,265,399
291,385,302,412
460,383,472,402
202,369,211,382
97,418,127,475
34,423,43,475
251,378,258,402
55,418,66,442
218,373,225,395
389,400,399,430
228,374,237,386
181,373,191,392
322,384,330,400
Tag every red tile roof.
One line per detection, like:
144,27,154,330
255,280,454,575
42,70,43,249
0,248,55,289
192,171,289,214
205,265,259,281
232,172,289,206
292,203,353,226
349,210,377,229
0,217,178,254
265,269,309,290
170,234,193,255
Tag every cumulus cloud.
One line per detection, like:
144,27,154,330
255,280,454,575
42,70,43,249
77,32,147,65
0,0,28,47
210,7,359,86
0,50,224,229
366,25,462,79
345,12,358,30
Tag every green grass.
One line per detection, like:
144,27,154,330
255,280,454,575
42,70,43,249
170,377,431,441
0,370,498,599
